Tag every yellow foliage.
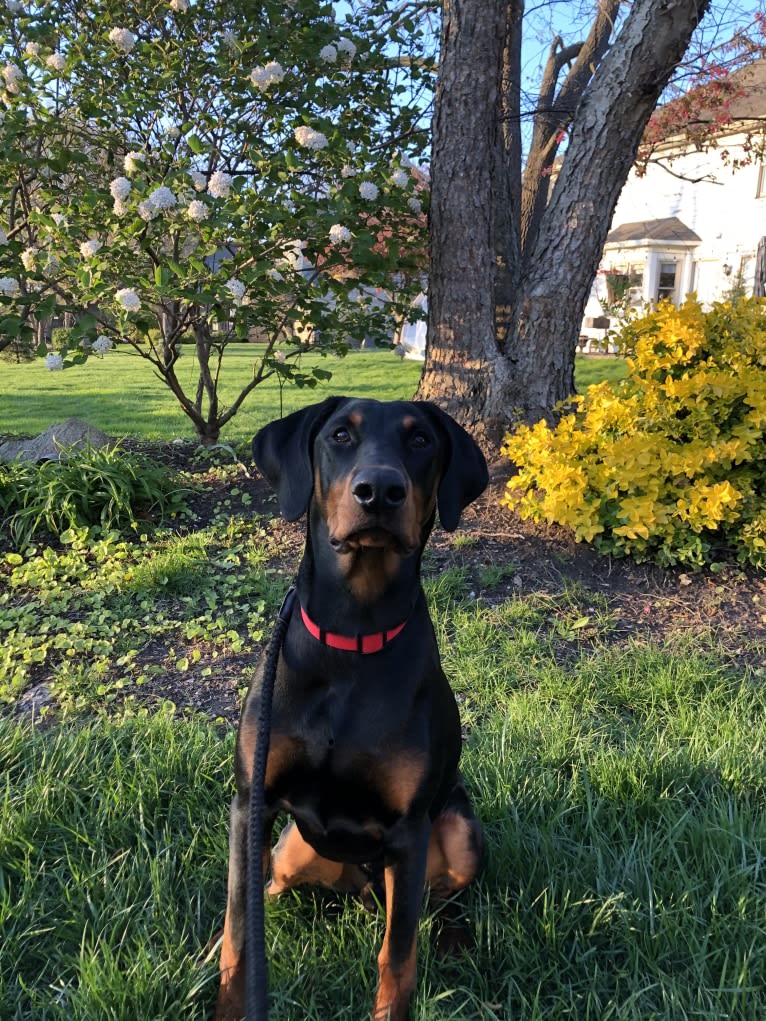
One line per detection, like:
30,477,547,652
501,297,766,567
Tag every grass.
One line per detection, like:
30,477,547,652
0,347,624,442
2,530,765,1019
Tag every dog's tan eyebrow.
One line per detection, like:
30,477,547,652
349,411,364,427
402,415,417,430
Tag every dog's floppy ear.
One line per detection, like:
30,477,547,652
252,396,346,520
419,402,489,531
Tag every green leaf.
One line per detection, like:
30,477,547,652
0,317,21,337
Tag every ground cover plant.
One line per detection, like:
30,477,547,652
2,361,764,1021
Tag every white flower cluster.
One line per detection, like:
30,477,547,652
45,53,66,74
137,199,159,221
109,28,136,54
250,61,285,92
3,63,22,93
359,181,378,201
208,170,233,199
124,150,145,174
149,185,177,209
46,353,63,371
24,42,39,57
169,0,188,11
115,287,141,312
0,228,7,245
336,37,356,60
408,197,423,215
80,238,102,259
110,176,132,201
6,0,23,14
189,170,206,192
391,168,409,188
294,126,328,151
0,276,20,296
21,247,36,271
226,278,246,305
186,199,208,222
92,335,113,355
341,164,357,178
320,37,356,63
329,224,351,245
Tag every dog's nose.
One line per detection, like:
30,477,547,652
351,467,407,513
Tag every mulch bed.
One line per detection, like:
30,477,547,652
8,441,766,722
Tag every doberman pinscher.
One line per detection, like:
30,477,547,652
214,396,488,1021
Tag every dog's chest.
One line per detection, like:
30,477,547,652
267,676,428,858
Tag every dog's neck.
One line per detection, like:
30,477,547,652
295,503,428,635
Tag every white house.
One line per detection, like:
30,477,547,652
581,59,766,349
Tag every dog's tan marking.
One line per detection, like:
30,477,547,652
373,866,419,1021
426,811,481,898
268,821,368,895
378,752,426,815
240,728,301,790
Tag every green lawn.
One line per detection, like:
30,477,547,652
2,560,764,1019
0,347,624,442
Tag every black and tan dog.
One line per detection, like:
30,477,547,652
214,396,488,1021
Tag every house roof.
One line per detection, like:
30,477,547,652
606,216,701,246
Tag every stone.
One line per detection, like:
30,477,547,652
0,418,113,463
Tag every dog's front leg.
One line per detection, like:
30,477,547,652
373,819,430,1021
214,791,274,1021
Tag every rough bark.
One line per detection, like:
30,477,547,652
415,0,508,432
419,0,711,450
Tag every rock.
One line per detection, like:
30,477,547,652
0,418,113,463
15,682,56,722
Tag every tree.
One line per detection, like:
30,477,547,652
417,0,763,446
0,0,429,443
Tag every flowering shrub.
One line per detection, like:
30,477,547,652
0,0,430,443
502,298,766,568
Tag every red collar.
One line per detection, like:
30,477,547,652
299,604,408,654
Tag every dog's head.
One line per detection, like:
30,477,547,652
252,397,488,553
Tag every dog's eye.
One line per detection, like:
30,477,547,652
410,431,431,449
332,427,351,444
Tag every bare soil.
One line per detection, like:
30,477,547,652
141,445,765,721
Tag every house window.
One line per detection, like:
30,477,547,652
605,267,643,306
656,261,678,303
757,164,766,198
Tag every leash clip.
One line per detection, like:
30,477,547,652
277,584,297,624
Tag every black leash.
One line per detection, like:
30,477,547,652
245,584,296,1021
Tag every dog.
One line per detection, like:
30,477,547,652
214,396,488,1021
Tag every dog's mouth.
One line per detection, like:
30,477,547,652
329,526,415,555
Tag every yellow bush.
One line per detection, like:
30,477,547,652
502,297,766,568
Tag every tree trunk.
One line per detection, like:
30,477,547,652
419,0,711,451
416,0,508,435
